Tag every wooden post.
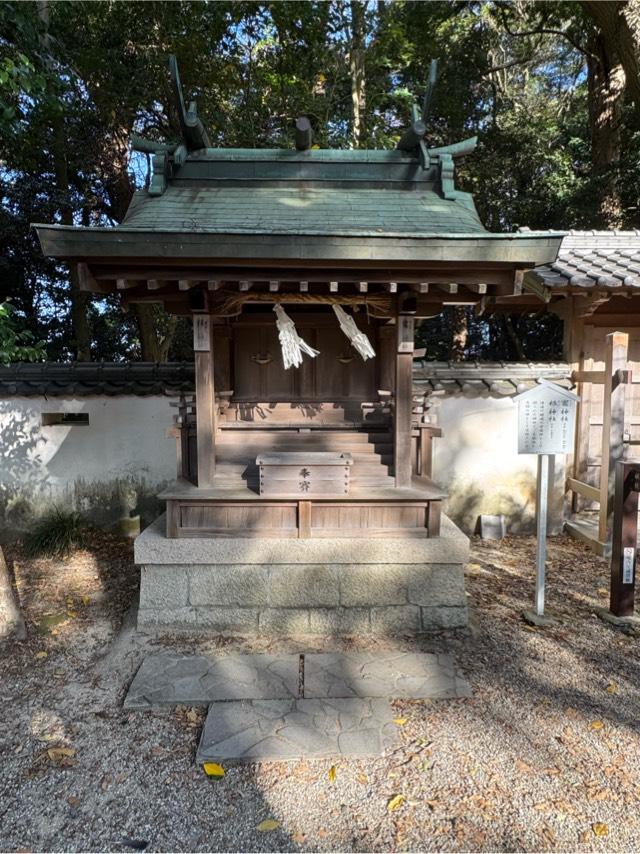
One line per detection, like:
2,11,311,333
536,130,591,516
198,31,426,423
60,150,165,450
609,460,640,617
394,314,414,487
572,323,593,513
599,332,628,543
193,314,216,487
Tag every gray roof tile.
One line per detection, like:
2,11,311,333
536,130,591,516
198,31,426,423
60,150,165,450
528,230,640,290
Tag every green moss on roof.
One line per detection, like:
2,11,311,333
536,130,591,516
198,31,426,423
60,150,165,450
122,185,486,237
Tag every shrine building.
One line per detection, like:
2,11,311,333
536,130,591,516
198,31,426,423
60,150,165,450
33,59,562,632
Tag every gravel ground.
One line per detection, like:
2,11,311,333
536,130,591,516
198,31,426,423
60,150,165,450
1,531,640,852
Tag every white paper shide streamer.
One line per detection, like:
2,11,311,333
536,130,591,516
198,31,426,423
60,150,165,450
273,304,319,369
332,305,376,361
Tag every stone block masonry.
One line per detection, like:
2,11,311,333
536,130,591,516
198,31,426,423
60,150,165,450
135,514,469,633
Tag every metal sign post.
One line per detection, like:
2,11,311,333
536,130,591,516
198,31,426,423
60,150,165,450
535,453,553,616
516,380,580,620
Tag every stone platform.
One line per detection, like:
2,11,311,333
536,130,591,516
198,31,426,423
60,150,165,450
124,651,472,761
134,514,469,633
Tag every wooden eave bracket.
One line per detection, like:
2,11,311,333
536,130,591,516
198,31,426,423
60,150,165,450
575,290,611,318
521,270,552,302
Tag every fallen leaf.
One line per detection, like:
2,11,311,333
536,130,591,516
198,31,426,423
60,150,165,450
257,819,280,832
590,720,605,730
606,681,618,694
387,794,406,812
150,746,166,757
515,759,534,774
67,796,80,808
579,830,590,843
597,587,609,596
328,765,336,783
81,595,91,606
592,823,609,838
393,718,408,726
357,773,368,785
35,651,48,660
203,762,225,779
47,747,76,761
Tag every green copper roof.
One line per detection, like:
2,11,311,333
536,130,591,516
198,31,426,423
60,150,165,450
122,184,486,237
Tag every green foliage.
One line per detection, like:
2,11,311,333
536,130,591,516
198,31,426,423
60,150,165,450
0,1,637,362
24,508,88,559
0,301,45,365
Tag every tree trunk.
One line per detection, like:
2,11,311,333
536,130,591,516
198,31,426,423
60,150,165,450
349,0,366,147
449,307,468,361
0,547,26,641
502,314,526,360
583,1,640,113
132,305,179,362
37,0,92,360
586,28,626,227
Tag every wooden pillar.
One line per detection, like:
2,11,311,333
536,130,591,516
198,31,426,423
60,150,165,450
193,314,216,487
609,460,640,617
599,331,628,543
572,323,593,513
394,313,414,487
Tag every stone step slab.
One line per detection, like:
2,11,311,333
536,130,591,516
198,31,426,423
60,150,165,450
124,653,300,710
196,697,399,762
303,651,472,700
124,651,471,709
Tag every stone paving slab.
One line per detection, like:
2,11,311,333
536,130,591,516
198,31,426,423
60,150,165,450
196,698,399,762
124,653,300,709
303,651,472,699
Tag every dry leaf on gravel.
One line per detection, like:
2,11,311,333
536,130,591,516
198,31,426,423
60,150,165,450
387,794,406,811
592,822,609,837
328,765,336,783
203,762,225,778
256,819,280,832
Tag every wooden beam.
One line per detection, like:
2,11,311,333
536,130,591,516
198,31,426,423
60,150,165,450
599,331,629,543
193,315,216,487
77,262,110,294
116,278,137,291
466,282,488,294
566,477,600,503
513,269,524,296
394,313,415,488
94,266,518,287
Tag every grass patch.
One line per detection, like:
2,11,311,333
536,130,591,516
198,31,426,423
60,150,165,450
24,508,89,558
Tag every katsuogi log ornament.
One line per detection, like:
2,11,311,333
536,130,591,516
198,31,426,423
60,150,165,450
273,305,319,369
332,305,376,361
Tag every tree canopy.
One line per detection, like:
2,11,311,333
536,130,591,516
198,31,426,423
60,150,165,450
1,0,639,362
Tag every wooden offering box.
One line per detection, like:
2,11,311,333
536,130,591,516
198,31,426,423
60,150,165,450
257,452,353,496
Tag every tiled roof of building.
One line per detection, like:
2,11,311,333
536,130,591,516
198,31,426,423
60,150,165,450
0,362,194,397
0,361,571,398
413,360,571,395
122,183,487,238
525,229,640,291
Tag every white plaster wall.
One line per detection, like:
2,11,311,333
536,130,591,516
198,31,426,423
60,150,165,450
431,394,564,534
0,395,177,524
